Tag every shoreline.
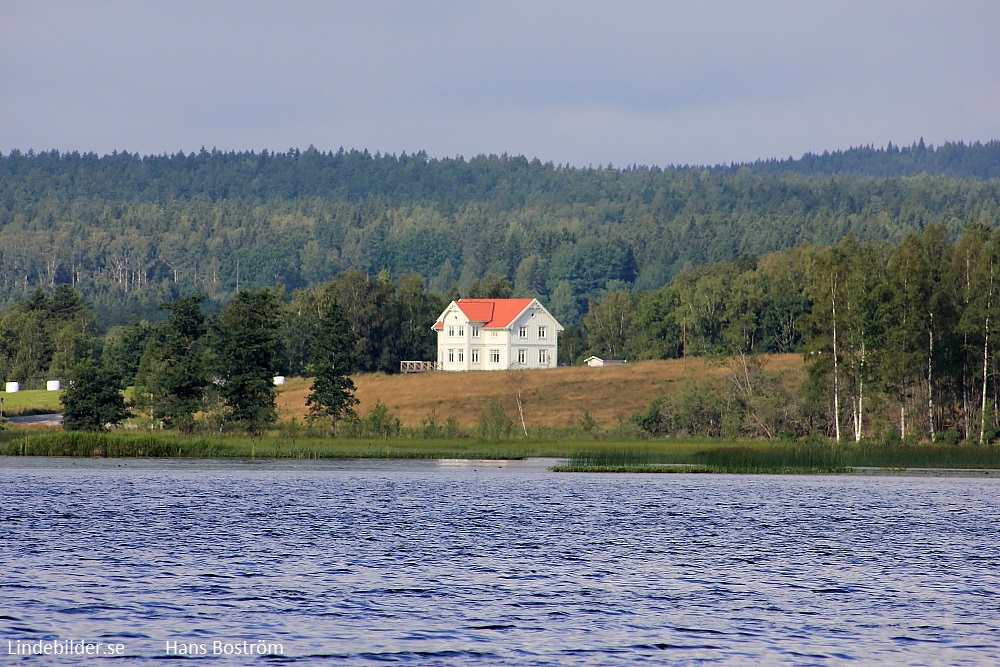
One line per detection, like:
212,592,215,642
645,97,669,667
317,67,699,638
2,455,999,477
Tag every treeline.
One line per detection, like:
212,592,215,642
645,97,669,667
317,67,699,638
583,224,1000,444
734,139,1000,179
0,272,444,389
7,221,1000,443
2,144,1000,327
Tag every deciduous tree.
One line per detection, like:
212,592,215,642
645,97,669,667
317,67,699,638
61,359,131,431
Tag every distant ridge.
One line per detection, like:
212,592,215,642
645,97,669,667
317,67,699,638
1,139,999,327
726,139,1000,179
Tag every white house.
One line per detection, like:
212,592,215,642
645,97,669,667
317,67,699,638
432,298,563,371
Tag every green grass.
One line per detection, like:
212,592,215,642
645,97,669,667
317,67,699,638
0,389,62,416
555,441,1000,474
3,428,1000,474
844,444,1000,469
693,444,850,473
0,431,649,460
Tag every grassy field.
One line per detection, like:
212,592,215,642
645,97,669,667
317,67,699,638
0,389,63,416
0,356,802,428
276,354,804,429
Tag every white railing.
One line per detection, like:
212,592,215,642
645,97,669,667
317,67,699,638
400,361,439,373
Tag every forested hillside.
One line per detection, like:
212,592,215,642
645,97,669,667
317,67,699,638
2,141,999,326
5,224,1000,445
734,139,1000,179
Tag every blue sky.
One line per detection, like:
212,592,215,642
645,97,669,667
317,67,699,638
3,0,998,167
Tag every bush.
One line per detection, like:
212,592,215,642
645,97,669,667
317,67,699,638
934,429,962,446
364,401,401,439
478,402,514,441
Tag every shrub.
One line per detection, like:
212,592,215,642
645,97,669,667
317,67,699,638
934,429,962,446
478,402,514,441
364,401,401,439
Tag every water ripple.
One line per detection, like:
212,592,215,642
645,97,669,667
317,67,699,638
2,458,1000,664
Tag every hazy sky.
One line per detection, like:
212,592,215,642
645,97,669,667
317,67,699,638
3,1,998,167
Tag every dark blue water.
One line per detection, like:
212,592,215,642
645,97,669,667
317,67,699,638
2,457,999,665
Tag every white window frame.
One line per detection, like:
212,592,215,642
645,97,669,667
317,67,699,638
518,349,527,365
471,348,480,363
457,349,464,363
518,325,528,338
471,326,480,337
447,349,454,362
447,325,455,337
458,326,465,337
490,349,500,364
539,349,548,364
538,326,547,339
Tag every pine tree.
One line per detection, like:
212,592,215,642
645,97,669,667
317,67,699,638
212,289,283,435
306,300,359,430
154,295,208,431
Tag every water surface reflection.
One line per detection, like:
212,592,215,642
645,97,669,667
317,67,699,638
1,457,998,665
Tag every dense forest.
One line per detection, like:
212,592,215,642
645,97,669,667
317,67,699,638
6,224,1000,444
2,141,1000,327
3,141,1000,442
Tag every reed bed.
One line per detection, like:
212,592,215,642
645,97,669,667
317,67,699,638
3,430,1000,474
559,443,845,473
843,444,1000,469
694,444,850,473
556,441,1000,474
0,431,588,460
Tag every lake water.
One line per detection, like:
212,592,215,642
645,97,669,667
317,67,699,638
2,457,999,665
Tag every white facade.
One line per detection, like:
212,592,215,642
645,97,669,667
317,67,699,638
434,298,563,371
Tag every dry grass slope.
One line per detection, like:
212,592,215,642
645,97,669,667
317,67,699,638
277,354,804,429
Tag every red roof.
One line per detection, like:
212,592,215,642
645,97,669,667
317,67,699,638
451,298,534,328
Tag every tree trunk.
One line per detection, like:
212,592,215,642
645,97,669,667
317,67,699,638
927,322,935,442
853,339,865,443
831,280,841,443
981,315,990,445
981,264,994,446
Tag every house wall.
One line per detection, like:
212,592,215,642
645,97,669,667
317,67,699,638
437,308,472,371
506,307,558,369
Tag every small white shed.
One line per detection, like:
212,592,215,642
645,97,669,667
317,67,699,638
583,356,626,367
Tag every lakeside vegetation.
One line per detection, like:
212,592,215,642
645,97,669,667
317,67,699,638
3,430,1000,475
